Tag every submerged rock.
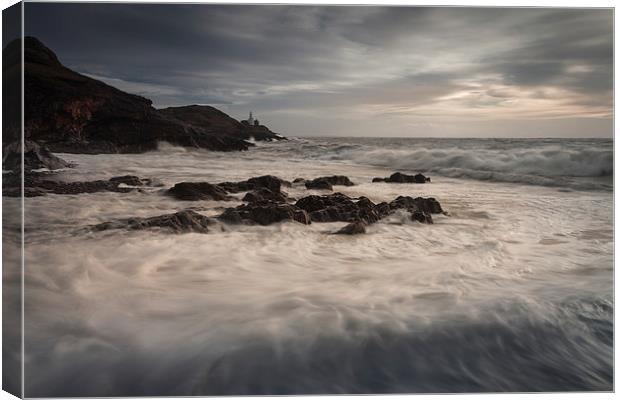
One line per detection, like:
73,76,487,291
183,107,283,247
167,182,231,201
94,210,211,234
334,221,366,235
372,172,431,183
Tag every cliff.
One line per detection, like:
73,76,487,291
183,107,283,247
3,37,283,154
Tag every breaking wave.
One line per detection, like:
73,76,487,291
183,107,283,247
277,138,613,190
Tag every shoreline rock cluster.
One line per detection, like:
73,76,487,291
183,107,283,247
95,174,445,234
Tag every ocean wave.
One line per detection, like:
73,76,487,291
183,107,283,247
283,139,613,190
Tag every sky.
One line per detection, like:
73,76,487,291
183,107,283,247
24,3,613,138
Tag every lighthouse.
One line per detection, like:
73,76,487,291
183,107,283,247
247,111,254,126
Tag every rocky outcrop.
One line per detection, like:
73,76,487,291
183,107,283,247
304,175,355,191
218,202,310,226
6,37,284,154
94,210,212,234
3,140,71,171
372,172,431,183
167,182,232,201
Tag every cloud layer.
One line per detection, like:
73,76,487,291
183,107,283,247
24,4,613,137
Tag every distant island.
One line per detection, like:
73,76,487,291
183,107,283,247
2,36,284,159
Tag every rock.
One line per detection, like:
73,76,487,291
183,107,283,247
94,210,211,234
372,172,431,184
8,37,282,154
389,196,443,214
3,140,71,171
305,179,333,191
167,182,231,201
217,175,289,193
3,174,159,197
109,175,145,186
307,175,354,187
242,188,287,203
411,211,433,224
296,193,381,224
334,221,366,235
292,178,305,183
218,202,310,225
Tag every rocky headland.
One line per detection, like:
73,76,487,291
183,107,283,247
2,36,284,160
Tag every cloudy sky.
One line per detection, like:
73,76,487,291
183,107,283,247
24,3,612,137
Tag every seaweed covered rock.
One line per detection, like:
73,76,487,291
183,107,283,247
94,210,211,233
167,182,231,201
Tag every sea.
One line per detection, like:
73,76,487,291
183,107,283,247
4,137,613,395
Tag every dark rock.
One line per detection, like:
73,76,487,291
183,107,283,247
334,221,366,235
167,182,231,201
3,174,158,197
292,178,305,183
307,175,355,187
219,202,310,225
389,196,443,214
218,175,289,193
305,179,333,191
242,187,287,203
94,210,211,234
373,172,431,184
411,211,433,224
296,193,381,224
3,140,71,171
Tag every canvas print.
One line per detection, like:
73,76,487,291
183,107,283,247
1,2,614,397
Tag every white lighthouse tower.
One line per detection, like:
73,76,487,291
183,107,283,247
247,111,255,126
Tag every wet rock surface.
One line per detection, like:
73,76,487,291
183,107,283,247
2,173,154,197
296,193,382,224
372,172,431,183
334,221,367,235
167,182,232,201
217,175,290,193
304,175,355,190
94,210,212,234
218,202,310,226
242,187,288,203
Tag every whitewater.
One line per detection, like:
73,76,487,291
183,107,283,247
4,137,613,395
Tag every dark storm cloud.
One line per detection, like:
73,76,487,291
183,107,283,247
24,4,612,137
